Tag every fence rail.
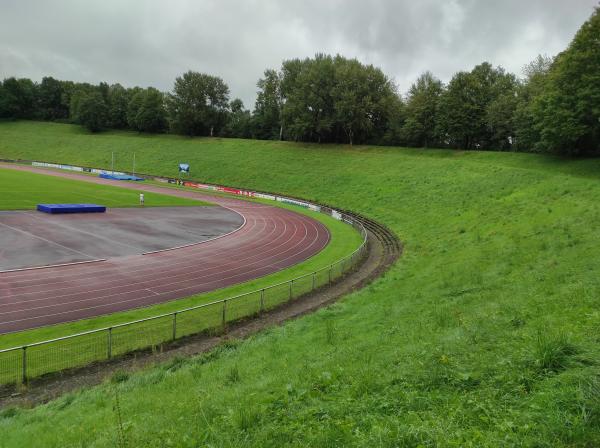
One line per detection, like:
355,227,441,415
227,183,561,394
0,194,367,387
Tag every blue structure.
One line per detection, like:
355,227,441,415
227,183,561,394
99,173,145,181
37,204,107,214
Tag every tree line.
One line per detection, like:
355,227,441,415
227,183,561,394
1,7,598,156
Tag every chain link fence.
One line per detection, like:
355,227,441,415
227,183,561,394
0,208,367,387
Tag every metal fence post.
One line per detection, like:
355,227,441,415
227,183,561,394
172,312,177,340
260,289,265,312
289,280,293,299
222,300,227,326
107,327,112,359
21,346,27,384
312,272,316,290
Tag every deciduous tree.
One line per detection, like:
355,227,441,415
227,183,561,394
254,69,283,140
531,8,600,155
73,90,108,132
401,72,443,147
167,71,230,137
0,77,37,119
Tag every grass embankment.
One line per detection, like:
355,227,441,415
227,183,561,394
0,166,206,209
1,121,600,446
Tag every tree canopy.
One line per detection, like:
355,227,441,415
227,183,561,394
71,90,108,132
531,7,600,155
436,63,518,150
128,88,167,133
401,72,443,148
278,54,400,145
167,71,230,137
1,7,599,155
253,69,283,140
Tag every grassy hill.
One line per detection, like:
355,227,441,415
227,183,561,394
1,121,600,446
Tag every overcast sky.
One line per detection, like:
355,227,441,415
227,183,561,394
0,0,597,106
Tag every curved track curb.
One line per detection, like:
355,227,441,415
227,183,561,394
0,259,107,275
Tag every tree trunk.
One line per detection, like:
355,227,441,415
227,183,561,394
210,126,214,137
345,127,353,146
279,125,283,140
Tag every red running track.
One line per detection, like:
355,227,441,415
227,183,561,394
0,164,330,334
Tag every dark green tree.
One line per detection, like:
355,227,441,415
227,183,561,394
69,83,96,122
37,77,68,120
512,55,553,151
0,82,7,118
332,57,399,145
133,88,167,133
274,54,403,145
486,90,520,150
401,72,443,147
167,71,230,136
59,80,76,121
98,82,110,104
435,71,475,148
253,69,283,140
0,77,37,119
532,8,600,155
72,90,108,132
224,98,252,138
436,63,518,149
282,54,336,143
126,87,144,129
107,84,130,129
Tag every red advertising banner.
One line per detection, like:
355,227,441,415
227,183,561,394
218,187,256,197
218,186,242,195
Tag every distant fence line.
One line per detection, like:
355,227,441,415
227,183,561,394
0,160,368,387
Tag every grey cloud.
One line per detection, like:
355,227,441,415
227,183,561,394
0,0,597,106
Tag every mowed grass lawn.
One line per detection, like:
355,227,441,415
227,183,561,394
1,121,600,446
0,166,205,209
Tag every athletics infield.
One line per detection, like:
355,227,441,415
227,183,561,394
0,164,330,334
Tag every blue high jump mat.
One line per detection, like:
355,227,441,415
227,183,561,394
37,204,107,214
99,173,145,181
